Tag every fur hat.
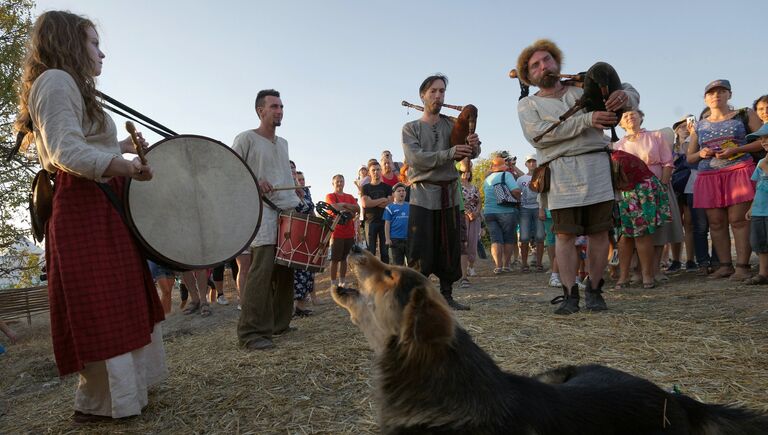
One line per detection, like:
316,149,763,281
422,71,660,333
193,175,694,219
516,39,563,86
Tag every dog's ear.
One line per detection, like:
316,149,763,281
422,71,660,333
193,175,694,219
400,285,454,345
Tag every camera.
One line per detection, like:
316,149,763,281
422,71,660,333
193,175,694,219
686,116,696,127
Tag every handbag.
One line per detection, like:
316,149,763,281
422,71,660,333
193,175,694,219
493,172,518,206
29,169,54,242
529,163,550,193
671,153,691,195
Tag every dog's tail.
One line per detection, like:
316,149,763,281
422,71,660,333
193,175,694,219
676,394,768,435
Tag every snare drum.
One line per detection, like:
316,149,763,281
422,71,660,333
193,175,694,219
125,135,262,269
275,211,333,272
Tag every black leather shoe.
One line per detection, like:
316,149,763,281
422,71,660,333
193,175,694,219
553,284,580,315
245,337,274,350
584,278,608,312
445,297,470,311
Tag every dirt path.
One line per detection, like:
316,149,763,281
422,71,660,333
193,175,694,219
1,258,766,434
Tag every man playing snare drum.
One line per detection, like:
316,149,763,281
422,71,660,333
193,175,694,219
233,89,299,351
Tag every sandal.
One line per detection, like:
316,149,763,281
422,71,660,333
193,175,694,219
642,282,656,289
199,303,212,317
708,264,734,279
536,265,545,272
613,281,631,290
493,268,503,275
744,275,768,285
293,308,313,318
730,264,752,281
521,265,530,273
182,301,201,315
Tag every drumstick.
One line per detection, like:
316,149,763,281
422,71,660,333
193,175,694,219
125,121,147,165
271,185,311,191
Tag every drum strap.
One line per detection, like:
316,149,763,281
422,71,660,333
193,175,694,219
95,182,129,226
262,195,281,212
95,181,182,270
98,92,178,138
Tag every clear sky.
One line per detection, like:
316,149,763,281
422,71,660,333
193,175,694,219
34,0,767,200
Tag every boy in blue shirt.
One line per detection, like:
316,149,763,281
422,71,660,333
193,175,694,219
746,136,768,284
384,183,410,266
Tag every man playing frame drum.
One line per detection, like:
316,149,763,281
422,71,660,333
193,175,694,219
233,89,299,351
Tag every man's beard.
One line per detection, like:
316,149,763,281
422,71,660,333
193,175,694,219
533,68,560,89
273,120,282,127
427,101,442,114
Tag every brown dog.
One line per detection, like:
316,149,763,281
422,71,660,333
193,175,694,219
332,246,768,435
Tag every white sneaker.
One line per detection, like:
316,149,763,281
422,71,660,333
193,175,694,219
609,248,619,266
237,304,242,311
216,295,229,305
549,276,562,287
467,267,477,277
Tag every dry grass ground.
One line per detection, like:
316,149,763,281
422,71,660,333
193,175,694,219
1,259,767,434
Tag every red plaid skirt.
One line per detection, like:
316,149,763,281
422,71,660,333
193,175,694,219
46,172,165,376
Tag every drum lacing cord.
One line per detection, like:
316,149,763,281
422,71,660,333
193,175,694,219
278,212,330,269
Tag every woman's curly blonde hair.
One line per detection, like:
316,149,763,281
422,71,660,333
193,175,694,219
14,10,106,153
516,39,563,86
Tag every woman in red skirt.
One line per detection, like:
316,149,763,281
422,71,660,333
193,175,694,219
14,11,166,423
686,80,763,280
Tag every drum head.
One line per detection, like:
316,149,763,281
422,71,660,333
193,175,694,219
126,135,262,269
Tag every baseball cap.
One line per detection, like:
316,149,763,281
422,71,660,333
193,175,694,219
392,182,407,191
524,154,537,162
746,123,768,142
704,79,731,95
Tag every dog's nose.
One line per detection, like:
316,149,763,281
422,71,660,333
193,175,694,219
351,244,362,254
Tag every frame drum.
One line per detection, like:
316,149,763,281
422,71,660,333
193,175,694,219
125,135,262,269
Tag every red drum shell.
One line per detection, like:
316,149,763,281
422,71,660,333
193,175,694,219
275,211,331,272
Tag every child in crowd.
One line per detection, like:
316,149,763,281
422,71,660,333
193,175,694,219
575,236,589,289
540,206,560,287
745,132,768,284
0,319,19,353
383,183,410,266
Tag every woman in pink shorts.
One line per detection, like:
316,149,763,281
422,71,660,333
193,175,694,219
686,80,763,279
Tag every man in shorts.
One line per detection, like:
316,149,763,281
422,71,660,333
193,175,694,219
325,174,360,286
516,39,639,314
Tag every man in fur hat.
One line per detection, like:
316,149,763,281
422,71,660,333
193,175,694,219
516,39,639,315
402,74,480,310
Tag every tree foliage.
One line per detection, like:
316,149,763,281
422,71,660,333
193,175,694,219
1,0,38,283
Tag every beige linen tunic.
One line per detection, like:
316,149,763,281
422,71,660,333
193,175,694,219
517,84,639,210
401,116,460,210
232,130,299,247
29,69,121,182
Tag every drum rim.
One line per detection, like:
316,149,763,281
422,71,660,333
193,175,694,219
124,134,263,270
